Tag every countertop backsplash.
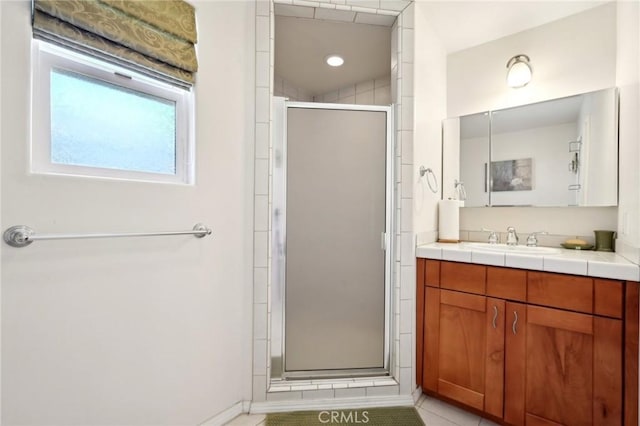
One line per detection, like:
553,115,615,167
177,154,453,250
461,229,596,248
420,229,602,251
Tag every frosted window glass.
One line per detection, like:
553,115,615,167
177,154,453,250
50,69,177,175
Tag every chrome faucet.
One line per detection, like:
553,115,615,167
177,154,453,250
526,231,548,247
506,227,519,246
482,228,499,244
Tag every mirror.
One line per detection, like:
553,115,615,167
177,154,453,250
446,88,618,207
458,112,490,206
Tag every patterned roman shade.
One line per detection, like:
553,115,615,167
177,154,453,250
32,0,198,88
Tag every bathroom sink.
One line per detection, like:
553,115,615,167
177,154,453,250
462,242,561,255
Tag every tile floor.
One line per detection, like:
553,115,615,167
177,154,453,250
225,395,500,425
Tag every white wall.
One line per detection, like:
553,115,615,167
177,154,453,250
414,2,447,245
446,3,619,238
448,3,617,117
1,1,254,424
616,0,640,264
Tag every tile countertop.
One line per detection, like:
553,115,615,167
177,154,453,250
416,242,640,282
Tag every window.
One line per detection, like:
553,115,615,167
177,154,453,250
32,41,194,184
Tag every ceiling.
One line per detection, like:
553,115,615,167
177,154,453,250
275,1,610,96
275,15,392,96
420,1,608,54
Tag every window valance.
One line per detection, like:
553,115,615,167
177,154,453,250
33,0,198,88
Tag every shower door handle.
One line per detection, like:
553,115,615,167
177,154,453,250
381,232,387,251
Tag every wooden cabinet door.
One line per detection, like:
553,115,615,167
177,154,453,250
504,302,527,426
433,289,504,413
416,259,425,388
423,286,440,393
485,297,506,419
520,306,622,426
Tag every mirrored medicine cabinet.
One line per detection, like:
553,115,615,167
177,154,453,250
443,87,619,207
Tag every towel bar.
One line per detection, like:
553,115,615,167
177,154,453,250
3,223,212,248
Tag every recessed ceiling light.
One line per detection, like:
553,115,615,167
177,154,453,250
325,55,344,67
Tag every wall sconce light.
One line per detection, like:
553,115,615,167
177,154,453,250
506,54,532,88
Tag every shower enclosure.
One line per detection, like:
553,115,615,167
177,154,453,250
271,98,393,380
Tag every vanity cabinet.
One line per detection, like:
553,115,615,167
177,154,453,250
515,305,622,426
416,259,639,426
424,287,504,414
421,261,506,418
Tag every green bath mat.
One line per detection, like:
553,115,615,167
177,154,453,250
266,406,424,425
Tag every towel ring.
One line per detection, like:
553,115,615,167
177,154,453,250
454,179,467,201
419,166,438,194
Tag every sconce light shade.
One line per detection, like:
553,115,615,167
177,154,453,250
506,54,532,88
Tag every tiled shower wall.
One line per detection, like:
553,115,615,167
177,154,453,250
252,0,415,404
275,73,391,105
391,1,416,398
314,75,391,105
273,74,313,101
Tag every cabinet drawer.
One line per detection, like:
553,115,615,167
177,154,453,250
441,261,486,295
487,266,526,302
594,279,624,319
528,272,593,314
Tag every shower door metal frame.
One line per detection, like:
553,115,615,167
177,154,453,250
270,99,394,381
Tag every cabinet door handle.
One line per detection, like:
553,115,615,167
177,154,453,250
512,311,519,335
492,306,498,329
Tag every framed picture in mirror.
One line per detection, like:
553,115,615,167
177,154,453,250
490,158,533,192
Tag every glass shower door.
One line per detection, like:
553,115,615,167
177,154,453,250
281,104,390,376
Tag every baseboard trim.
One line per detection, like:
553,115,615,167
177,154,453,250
250,395,414,414
412,386,423,403
199,401,245,426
